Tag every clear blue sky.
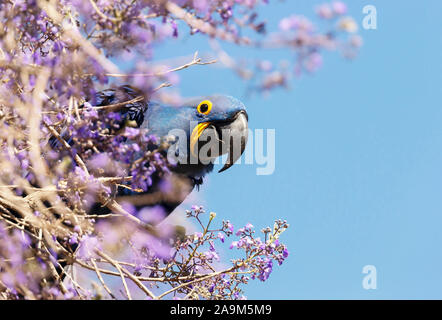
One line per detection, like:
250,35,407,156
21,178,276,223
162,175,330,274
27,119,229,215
124,1,442,299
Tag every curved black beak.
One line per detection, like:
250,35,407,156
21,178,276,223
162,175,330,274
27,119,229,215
218,111,249,173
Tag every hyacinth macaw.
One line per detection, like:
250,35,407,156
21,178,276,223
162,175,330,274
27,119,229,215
88,85,249,217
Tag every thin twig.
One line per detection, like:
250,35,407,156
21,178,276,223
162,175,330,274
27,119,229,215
102,53,216,78
94,251,132,300
89,0,119,23
92,96,144,112
157,265,238,300
165,1,251,45
43,122,90,176
91,259,117,299
96,250,157,299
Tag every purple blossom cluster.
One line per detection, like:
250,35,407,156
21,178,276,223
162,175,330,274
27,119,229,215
0,221,79,299
70,205,289,299
240,1,362,92
51,105,171,196
229,220,289,282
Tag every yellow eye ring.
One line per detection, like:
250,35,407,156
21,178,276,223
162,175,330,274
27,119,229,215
197,100,212,115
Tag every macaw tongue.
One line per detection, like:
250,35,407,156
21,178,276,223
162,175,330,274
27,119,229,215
218,111,248,173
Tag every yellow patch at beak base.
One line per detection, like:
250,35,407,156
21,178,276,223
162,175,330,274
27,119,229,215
190,122,211,157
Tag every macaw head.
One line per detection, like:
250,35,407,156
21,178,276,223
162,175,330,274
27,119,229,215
143,94,248,174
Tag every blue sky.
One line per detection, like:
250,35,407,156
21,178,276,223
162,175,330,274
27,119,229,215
125,1,442,299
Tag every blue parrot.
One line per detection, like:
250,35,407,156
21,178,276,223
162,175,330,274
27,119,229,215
86,85,249,217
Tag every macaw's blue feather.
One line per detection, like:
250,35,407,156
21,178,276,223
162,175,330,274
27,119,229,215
93,85,148,127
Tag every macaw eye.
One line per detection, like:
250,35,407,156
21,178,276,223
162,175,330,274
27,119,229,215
197,100,212,115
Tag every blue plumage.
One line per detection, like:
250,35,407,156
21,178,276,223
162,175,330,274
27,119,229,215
88,86,249,218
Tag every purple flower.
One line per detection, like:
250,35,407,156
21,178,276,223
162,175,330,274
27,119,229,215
52,40,64,53
194,232,203,240
283,247,289,258
204,250,219,261
279,16,299,31
229,241,238,249
316,4,333,19
77,235,100,260
193,0,209,13
245,223,254,231
138,206,166,224
121,202,136,215
332,1,347,15
69,233,78,245
304,52,323,72
89,153,110,168
123,127,140,139
258,258,273,281
171,20,178,37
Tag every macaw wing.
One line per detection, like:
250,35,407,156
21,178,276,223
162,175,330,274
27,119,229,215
92,85,148,127
49,85,148,149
